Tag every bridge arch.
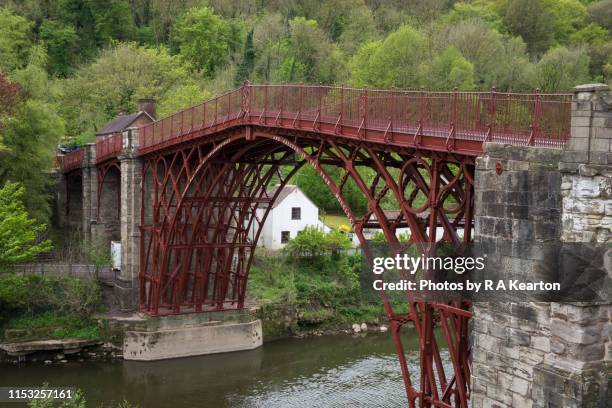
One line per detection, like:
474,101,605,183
140,126,473,407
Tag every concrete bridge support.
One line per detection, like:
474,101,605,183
471,84,612,407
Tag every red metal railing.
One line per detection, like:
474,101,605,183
61,149,84,172
96,132,123,163
139,83,572,154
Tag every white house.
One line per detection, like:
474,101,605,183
253,185,328,249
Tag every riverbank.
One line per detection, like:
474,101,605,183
1,250,403,363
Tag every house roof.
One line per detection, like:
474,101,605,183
267,185,317,209
96,111,154,136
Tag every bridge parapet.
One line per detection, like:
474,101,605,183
137,83,572,155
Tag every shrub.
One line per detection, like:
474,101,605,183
0,274,102,319
284,226,352,258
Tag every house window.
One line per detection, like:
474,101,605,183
281,231,290,243
291,207,301,220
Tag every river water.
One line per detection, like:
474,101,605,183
0,330,450,407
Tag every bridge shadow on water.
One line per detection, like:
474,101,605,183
0,330,451,408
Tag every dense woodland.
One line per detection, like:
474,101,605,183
0,0,611,225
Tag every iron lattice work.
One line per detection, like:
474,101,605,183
58,84,573,407
140,127,474,407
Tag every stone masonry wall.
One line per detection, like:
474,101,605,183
471,84,612,408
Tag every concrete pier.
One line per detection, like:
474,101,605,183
122,310,263,361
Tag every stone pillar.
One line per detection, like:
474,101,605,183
471,84,612,408
535,84,611,408
54,169,68,228
81,144,98,244
114,128,143,311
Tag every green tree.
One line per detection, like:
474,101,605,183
503,0,555,56
445,20,534,90
0,182,52,269
349,25,427,88
57,42,192,140
587,0,612,30
39,20,79,76
235,30,255,85
425,47,475,90
536,46,591,91
0,8,34,73
285,16,344,83
0,99,65,221
171,6,240,77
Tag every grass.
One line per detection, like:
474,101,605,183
248,251,400,333
3,311,100,341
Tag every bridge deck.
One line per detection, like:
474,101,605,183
59,84,571,172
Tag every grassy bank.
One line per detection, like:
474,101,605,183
248,250,405,337
0,274,102,342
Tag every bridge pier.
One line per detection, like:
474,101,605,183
81,144,98,244
471,84,611,407
115,128,142,311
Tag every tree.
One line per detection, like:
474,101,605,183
503,0,555,56
0,99,65,222
0,182,52,269
444,20,534,90
39,20,79,77
234,30,255,85
0,8,34,73
349,25,427,88
171,6,241,77
588,0,612,31
425,47,475,90
57,42,192,140
536,46,591,91
285,16,344,83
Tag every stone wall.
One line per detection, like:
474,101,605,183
471,84,612,407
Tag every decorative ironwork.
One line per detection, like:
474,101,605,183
57,83,574,407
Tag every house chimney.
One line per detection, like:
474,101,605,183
138,98,157,119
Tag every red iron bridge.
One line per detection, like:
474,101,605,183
59,83,572,408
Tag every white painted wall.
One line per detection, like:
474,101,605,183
255,187,327,249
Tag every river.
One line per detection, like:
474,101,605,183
0,330,450,407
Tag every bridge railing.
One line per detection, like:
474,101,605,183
95,132,123,163
139,83,572,152
60,149,84,173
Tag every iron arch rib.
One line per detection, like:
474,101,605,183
140,126,474,408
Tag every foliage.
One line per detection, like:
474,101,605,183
502,0,555,56
58,43,191,140
0,8,34,73
171,6,241,77
425,47,475,90
587,0,612,31
235,30,255,85
349,25,427,88
536,46,591,91
0,99,64,221
0,182,52,268
284,226,352,258
0,274,102,318
39,20,79,77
